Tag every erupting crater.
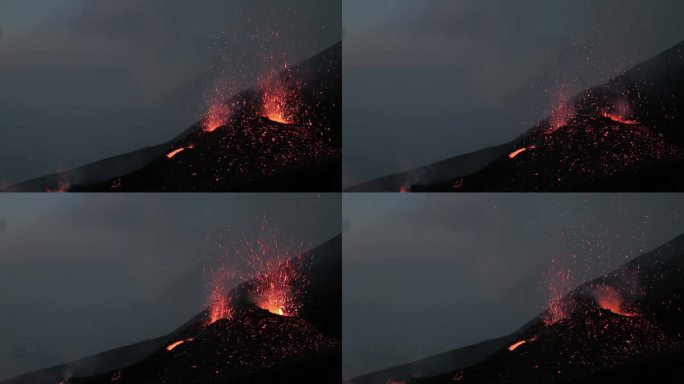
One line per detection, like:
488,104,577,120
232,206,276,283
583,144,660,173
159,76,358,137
593,285,638,317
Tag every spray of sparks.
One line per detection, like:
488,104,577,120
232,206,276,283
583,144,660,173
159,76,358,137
202,102,232,133
546,86,575,134
260,67,303,125
542,264,575,326
204,222,309,324
245,228,309,317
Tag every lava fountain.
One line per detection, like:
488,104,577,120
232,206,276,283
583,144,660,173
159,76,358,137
246,234,309,317
593,285,638,317
546,86,575,134
205,223,309,320
542,264,575,326
205,265,236,325
260,68,302,125
203,102,232,133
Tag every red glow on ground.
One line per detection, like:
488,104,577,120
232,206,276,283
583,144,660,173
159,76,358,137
166,144,195,159
594,285,638,317
385,379,408,384
47,180,70,193
400,184,411,193
166,338,194,351
508,145,537,159
203,103,232,132
601,112,639,125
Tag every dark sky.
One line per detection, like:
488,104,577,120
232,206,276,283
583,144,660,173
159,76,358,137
342,0,684,186
0,193,340,380
0,0,340,185
343,194,684,378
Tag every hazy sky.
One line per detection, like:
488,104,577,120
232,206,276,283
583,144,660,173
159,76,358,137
0,193,340,380
343,194,684,378
0,0,340,185
342,0,684,186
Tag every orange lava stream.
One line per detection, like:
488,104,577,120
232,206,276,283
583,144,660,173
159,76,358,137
166,145,195,159
601,112,639,125
508,145,537,159
166,338,194,351
508,340,527,351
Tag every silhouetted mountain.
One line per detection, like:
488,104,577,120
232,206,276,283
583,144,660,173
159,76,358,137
351,40,684,192
375,233,684,384
3,43,341,192
2,235,341,384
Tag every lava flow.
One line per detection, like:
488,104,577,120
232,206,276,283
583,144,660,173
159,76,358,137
260,68,302,125
166,338,194,351
166,144,195,159
593,285,638,317
508,335,537,352
508,145,537,159
507,340,527,351
600,111,639,125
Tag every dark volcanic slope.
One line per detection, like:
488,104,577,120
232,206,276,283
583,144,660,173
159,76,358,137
353,40,684,192
398,233,684,384
4,235,341,384
70,306,340,384
346,336,514,384
5,43,341,192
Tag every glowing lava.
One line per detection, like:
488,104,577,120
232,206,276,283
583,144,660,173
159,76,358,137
251,253,307,317
508,145,537,159
204,223,309,321
593,285,638,317
166,338,194,351
260,69,302,125
166,144,195,159
203,102,232,133
508,335,537,352
600,111,639,125
400,184,411,193
508,340,527,351
206,267,234,325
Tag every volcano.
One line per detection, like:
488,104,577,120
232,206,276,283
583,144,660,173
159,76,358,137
347,233,684,384
2,43,341,192
347,40,684,192
3,235,341,384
